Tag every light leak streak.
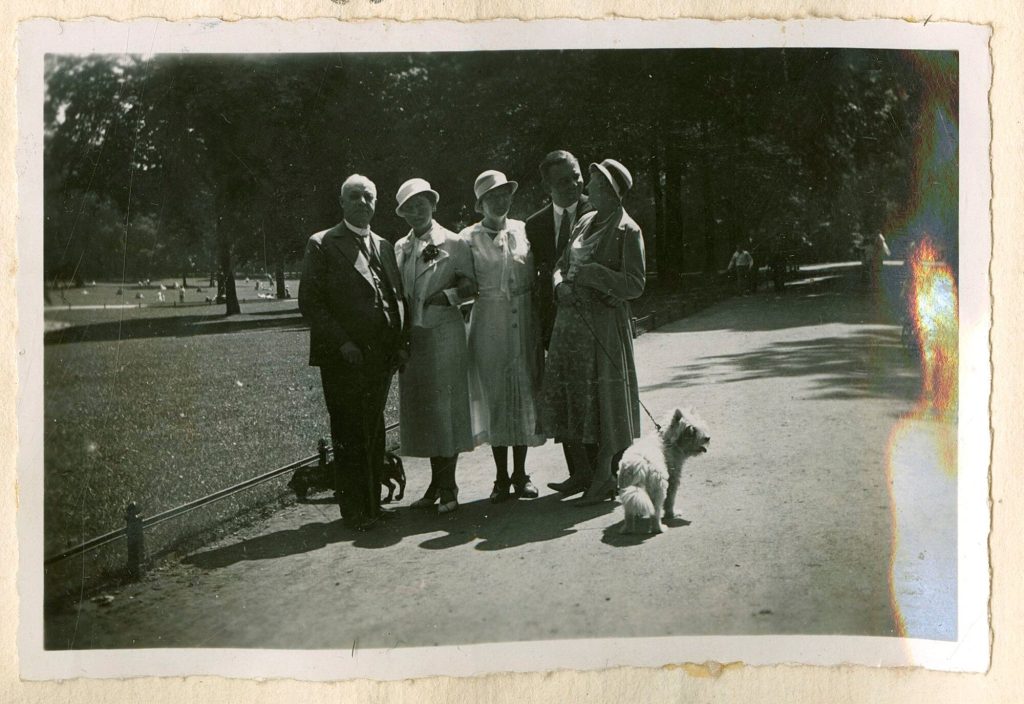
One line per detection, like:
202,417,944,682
887,235,958,643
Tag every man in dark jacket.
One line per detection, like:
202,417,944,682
299,174,407,531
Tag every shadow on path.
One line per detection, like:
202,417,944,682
644,330,919,404
183,494,619,570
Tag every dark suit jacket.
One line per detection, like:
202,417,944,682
298,222,407,368
525,195,593,348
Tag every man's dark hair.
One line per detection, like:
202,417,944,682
538,150,580,180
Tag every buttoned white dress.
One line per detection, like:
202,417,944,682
461,219,545,448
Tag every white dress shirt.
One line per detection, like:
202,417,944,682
552,202,579,242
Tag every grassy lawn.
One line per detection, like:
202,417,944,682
44,282,400,568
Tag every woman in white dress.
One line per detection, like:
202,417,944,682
394,178,479,514
460,170,545,503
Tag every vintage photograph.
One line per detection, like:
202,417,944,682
18,18,990,679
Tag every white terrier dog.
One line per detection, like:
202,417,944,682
617,408,710,534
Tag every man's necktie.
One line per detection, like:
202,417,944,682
556,207,572,253
353,233,371,263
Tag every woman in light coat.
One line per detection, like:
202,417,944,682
461,170,545,503
394,178,480,514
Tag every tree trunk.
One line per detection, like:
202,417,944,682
218,225,241,316
699,121,717,274
664,147,684,278
651,144,668,287
275,263,287,299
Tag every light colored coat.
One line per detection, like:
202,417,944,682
462,219,546,448
394,222,479,457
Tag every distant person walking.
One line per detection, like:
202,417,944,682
537,158,646,505
393,178,479,515
525,149,596,494
461,170,545,503
864,232,890,292
299,174,408,532
726,244,754,295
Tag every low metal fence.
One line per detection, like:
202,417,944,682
44,422,399,578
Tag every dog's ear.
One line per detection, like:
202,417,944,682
662,408,685,444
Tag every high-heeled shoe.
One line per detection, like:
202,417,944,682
512,474,539,499
437,488,459,514
490,481,512,504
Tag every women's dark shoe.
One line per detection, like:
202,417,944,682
490,481,512,504
438,499,459,514
438,488,460,514
512,475,539,499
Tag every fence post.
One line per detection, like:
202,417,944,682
317,438,328,467
124,502,146,579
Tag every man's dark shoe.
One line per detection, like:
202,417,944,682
547,478,574,492
342,513,368,530
552,476,590,497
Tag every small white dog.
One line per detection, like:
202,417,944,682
617,408,710,534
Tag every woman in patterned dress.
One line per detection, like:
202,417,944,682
460,170,545,504
537,159,646,505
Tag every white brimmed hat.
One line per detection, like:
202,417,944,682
473,170,518,204
395,178,440,215
589,158,633,200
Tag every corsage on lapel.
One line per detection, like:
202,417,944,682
422,243,441,264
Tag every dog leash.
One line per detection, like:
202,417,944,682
567,291,663,433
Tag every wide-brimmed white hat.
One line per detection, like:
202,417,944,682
473,170,518,204
395,178,440,215
589,158,633,200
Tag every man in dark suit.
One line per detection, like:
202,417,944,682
526,150,592,350
525,150,596,495
299,174,408,531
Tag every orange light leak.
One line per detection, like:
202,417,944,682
886,235,959,641
906,236,959,424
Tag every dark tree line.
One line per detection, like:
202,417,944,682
44,48,957,314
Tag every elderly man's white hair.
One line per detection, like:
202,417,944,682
340,174,377,198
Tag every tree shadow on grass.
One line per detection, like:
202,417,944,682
643,329,920,404
183,493,618,570
44,310,309,345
